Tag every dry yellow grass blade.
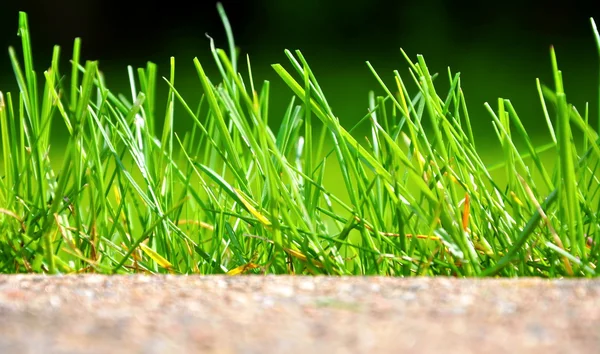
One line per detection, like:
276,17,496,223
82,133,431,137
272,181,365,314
0,208,25,231
234,188,272,226
177,219,215,231
283,247,325,269
226,262,260,275
140,243,173,270
462,193,471,232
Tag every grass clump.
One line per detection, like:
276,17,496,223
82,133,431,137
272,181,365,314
0,5,599,277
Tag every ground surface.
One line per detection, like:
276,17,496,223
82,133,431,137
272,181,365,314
0,275,599,353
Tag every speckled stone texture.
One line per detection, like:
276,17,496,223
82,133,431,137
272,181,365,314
0,275,599,353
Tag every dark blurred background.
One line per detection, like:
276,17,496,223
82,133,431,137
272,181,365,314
1,0,599,150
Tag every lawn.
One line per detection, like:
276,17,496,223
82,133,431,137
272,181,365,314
0,4,599,277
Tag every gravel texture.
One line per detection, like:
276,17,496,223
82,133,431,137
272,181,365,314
0,275,599,353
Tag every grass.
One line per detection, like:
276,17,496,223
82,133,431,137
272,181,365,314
0,4,599,277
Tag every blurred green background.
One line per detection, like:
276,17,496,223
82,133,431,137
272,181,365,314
1,0,599,155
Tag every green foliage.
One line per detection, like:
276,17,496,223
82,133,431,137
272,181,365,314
0,6,598,277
